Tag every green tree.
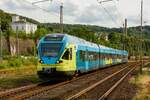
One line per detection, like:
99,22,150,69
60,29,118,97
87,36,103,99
3,29,14,54
18,31,27,39
33,28,48,45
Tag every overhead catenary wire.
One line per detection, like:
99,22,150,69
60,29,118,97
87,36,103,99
23,0,73,24
32,0,52,4
24,0,127,28
100,0,125,26
97,0,124,27
100,4,122,27
112,0,124,26
24,0,59,21
98,0,127,52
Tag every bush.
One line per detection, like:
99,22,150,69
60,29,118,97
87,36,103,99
33,58,38,66
0,64,6,69
20,56,38,66
0,60,7,69
8,58,22,67
0,57,37,69
21,58,30,66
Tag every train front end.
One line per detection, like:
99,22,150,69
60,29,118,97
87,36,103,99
37,34,76,80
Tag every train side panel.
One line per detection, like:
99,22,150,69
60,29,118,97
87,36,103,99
76,48,128,73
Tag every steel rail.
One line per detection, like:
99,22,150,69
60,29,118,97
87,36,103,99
10,64,130,100
11,80,70,100
11,63,130,100
66,65,132,100
0,84,38,99
99,66,136,100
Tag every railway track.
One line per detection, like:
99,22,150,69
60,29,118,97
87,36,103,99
67,63,140,100
0,80,71,100
0,62,139,100
28,62,137,100
99,67,135,100
0,84,38,99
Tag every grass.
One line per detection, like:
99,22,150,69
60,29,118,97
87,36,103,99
0,57,41,90
0,56,38,69
0,65,40,90
0,75,42,90
0,65,37,79
130,67,150,100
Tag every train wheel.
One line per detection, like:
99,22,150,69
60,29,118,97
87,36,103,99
72,71,79,79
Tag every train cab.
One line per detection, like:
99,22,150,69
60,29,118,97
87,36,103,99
37,34,77,80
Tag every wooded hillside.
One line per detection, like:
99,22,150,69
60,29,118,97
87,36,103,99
0,9,150,56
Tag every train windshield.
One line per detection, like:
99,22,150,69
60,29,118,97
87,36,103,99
41,43,62,57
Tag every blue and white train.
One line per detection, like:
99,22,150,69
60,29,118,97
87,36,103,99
37,33,128,80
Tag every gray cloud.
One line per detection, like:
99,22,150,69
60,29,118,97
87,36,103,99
63,1,79,16
127,16,140,25
75,4,120,25
43,0,78,16
76,4,106,23
3,0,36,11
0,0,150,27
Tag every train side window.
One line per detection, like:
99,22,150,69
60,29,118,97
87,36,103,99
97,52,100,59
62,49,69,60
102,54,104,59
103,54,105,59
94,52,97,61
80,51,85,61
101,54,103,58
113,54,114,59
107,54,109,58
89,52,94,61
101,54,103,59
104,54,106,58
85,51,88,61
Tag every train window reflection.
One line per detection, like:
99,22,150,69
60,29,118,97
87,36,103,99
41,43,62,57
62,49,69,60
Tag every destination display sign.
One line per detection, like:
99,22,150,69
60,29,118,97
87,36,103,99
44,36,64,41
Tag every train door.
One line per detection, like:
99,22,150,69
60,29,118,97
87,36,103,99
59,44,76,71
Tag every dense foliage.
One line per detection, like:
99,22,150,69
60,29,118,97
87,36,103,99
0,57,38,69
0,9,150,56
39,23,150,56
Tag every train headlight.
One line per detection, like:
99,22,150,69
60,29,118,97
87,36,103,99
56,61,59,64
56,60,63,64
39,60,43,64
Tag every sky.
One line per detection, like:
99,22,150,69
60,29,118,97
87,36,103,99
0,0,150,28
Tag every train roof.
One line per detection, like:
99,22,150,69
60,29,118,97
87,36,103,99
41,33,128,55
65,34,127,55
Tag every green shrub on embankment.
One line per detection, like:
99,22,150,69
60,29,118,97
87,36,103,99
0,56,38,69
130,64,150,100
8,58,22,67
0,63,6,69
